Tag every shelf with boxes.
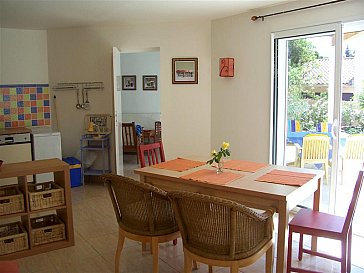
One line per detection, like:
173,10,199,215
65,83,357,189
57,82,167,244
0,159,74,259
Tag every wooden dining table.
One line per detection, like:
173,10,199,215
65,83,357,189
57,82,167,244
135,158,324,273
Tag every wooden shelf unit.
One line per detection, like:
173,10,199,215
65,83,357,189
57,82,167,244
0,159,75,260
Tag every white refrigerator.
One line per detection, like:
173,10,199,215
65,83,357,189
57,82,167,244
32,127,62,183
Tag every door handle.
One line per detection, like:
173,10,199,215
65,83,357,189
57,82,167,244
331,119,338,139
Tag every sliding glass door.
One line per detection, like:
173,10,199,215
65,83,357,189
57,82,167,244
271,21,364,234
272,23,342,213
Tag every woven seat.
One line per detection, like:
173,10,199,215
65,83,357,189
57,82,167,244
168,191,274,273
102,174,179,273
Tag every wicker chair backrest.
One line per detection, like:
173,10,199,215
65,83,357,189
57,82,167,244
168,191,273,261
102,174,178,236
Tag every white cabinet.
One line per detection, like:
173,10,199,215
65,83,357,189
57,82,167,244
32,128,62,183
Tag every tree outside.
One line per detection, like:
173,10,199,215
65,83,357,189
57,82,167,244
287,38,364,134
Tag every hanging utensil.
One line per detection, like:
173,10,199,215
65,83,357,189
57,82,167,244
81,88,86,109
85,89,90,109
76,89,82,109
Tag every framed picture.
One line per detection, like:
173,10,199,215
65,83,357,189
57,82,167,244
143,75,158,91
122,75,136,90
172,58,198,84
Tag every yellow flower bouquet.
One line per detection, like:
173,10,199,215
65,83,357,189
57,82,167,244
207,142,230,173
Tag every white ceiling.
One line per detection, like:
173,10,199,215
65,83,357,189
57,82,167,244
0,0,292,30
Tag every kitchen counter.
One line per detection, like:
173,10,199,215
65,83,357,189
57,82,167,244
0,127,32,135
31,126,59,135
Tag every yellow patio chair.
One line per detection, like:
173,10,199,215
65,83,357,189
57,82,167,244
300,134,330,183
341,134,364,182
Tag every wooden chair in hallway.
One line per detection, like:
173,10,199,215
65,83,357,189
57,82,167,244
300,134,330,183
154,121,162,143
168,191,274,273
122,122,139,162
102,174,180,273
286,168,364,273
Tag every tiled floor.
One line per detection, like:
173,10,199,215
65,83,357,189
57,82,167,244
16,155,364,273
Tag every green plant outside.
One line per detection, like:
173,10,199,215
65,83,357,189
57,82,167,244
287,39,364,134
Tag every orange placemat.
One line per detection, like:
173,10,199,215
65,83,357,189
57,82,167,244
152,158,205,172
223,160,268,172
181,169,244,185
255,170,316,186
268,170,316,179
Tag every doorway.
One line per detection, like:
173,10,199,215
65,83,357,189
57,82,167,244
113,48,161,176
271,21,364,233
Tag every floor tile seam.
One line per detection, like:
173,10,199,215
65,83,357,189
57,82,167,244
75,229,111,258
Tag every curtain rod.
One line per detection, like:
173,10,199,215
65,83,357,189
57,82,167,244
251,0,347,22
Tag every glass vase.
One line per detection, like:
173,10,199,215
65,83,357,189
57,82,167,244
216,161,224,174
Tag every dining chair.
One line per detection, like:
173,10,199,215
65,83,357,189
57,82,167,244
154,121,162,143
286,168,364,273
138,142,178,248
102,174,180,273
341,134,364,183
122,122,139,162
138,142,165,168
300,134,330,183
168,191,274,273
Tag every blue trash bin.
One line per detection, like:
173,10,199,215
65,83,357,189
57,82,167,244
63,157,82,187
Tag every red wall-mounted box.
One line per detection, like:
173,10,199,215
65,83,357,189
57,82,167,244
219,58,234,77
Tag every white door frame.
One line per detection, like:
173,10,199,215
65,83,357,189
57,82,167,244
113,47,123,175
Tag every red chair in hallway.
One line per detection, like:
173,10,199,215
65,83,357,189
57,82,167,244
286,168,364,273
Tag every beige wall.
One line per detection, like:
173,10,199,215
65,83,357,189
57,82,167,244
47,22,211,168
0,28,48,84
211,0,364,163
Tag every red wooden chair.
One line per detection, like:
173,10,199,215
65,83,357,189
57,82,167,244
138,142,165,168
286,168,364,273
138,142,178,247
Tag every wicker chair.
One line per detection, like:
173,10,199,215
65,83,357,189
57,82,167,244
168,191,274,273
102,174,179,273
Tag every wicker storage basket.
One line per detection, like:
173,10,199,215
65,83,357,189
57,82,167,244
28,182,65,211
31,214,66,246
0,186,25,216
0,222,29,255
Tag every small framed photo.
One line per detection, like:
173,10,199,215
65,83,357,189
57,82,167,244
143,75,158,91
172,58,198,84
122,75,136,90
